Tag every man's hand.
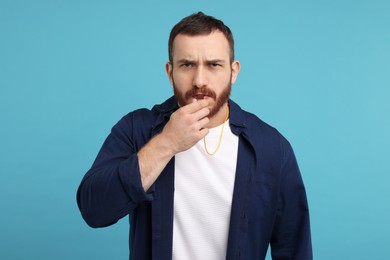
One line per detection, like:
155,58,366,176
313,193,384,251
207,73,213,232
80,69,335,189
161,99,210,154
137,99,210,191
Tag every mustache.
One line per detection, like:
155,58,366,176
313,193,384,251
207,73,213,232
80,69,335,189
184,87,217,100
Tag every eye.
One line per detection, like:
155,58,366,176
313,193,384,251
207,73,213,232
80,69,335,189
180,63,193,68
210,63,221,68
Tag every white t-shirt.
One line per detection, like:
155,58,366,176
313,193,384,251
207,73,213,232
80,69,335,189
172,120,239,260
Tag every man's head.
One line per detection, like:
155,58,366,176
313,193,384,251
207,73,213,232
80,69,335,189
166,12,240,121
168,12,235,63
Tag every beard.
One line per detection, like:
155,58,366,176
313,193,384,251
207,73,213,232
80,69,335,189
173,78,232,118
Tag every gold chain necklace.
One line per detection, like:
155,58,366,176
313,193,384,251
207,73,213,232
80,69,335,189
203,108,230,156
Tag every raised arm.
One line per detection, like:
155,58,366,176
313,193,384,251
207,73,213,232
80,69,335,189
77,99,210,228
138,99,210,191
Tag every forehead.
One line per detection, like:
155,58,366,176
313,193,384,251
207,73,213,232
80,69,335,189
171,31,230,61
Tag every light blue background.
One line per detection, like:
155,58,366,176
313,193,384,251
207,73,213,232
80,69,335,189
1,0,389,259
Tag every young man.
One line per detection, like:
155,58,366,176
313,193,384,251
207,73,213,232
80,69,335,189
77,12,312,259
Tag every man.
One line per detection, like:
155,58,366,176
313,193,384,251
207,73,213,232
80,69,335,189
77,12,312,259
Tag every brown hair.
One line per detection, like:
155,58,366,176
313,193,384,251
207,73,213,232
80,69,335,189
168,12,235,63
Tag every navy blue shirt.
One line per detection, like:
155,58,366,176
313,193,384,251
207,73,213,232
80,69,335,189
77,97,312,259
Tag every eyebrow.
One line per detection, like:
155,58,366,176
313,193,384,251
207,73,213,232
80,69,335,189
207,59,225,64
176,59,195,64
176,59,226,64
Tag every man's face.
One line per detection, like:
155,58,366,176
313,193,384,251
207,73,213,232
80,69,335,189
166,31,240,118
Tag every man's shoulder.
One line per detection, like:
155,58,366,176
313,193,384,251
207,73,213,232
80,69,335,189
230,99,290,146
118,107,155,126
229,100,278,133
116,97,177,128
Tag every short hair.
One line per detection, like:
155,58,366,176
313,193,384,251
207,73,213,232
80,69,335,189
168,12,235,63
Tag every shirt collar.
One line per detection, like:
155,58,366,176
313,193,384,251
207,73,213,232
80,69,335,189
228,99,247,135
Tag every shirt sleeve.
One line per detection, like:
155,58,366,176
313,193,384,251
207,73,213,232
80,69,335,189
270,140,313,259
76,115,154,228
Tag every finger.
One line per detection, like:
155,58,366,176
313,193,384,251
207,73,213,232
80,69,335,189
197,116,210,130
198,127,209,139
193,106,210,121
183,99,210,113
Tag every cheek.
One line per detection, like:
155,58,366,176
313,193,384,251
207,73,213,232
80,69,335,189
172,71,191,86
214,74,232,89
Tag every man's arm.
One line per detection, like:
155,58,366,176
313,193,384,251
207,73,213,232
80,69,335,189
77,99,210,227
270,141,313,259
138,99,210,191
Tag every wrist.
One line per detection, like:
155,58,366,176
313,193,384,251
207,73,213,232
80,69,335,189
153,132,177,158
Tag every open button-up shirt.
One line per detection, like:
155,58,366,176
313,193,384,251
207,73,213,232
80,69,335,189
77,97,312,259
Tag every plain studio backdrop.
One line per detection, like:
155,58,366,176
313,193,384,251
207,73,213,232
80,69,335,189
0,0,389,259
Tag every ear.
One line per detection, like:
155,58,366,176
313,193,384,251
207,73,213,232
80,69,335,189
230,60,241,85
165,62,173,85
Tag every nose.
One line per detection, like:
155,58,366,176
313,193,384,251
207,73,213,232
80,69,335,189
192,66,208,88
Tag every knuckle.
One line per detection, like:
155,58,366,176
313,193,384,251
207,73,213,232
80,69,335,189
176,109,185,116
184,116,194,125
189,124,198,132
